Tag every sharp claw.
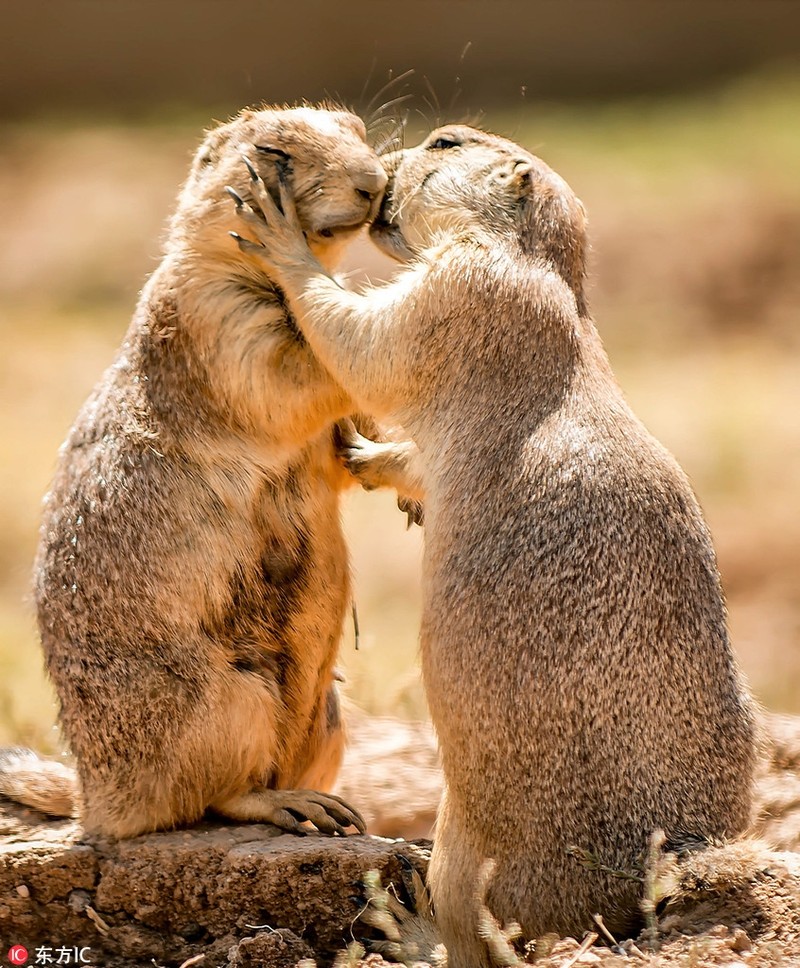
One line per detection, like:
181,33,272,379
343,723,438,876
397,854,415,872
271,806,309,835
229,231,249,250
242,155,259,182
229,232,263,254
225,186,244,208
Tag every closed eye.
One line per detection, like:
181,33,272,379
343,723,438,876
255,146,292,162
427,137,460,150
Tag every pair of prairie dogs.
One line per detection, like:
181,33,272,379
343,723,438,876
2,105,756,965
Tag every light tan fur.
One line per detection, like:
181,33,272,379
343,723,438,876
0,104,387,839
230,124,758,964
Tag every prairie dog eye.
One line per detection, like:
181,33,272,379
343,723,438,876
255,146,292,163
428,137,460,150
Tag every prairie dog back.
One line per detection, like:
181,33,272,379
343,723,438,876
230,123,758,965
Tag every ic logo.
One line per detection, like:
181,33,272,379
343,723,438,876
8,947,29,966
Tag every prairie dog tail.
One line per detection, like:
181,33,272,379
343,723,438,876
0,747,78,818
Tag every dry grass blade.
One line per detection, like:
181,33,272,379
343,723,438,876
561,931,599,968
85,904,111,935
474,859,524,967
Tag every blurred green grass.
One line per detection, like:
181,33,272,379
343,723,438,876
1,70,799,752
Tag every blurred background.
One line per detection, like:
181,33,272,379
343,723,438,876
1,1,799,751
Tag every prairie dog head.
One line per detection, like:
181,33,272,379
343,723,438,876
172,105,387,269
371,124,588,305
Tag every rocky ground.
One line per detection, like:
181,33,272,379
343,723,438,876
1,713,799,968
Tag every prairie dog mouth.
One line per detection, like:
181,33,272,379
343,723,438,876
369,212,397,238
368,183,414,262
308,187,382,241
369,216,413,263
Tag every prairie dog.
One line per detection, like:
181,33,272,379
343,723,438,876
0,105,387,839
230,124,757,964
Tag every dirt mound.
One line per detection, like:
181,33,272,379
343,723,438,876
752,713,800,851
0,800,429,967
1,713,799,967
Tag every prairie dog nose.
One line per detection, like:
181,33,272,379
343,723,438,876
349,164,388,200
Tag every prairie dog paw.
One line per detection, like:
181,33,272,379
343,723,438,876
398,495,425,528
266,789,366,836
338,435,402,491
213,787,366,835
335,420,425,524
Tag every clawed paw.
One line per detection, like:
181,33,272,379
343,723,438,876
398,496,425,528
334,422,426,527
335,428,389,489
269,789,366,837
225,152,307,266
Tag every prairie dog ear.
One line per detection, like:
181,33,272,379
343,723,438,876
193,110,268,172
493,157,535,195
192,124,230,173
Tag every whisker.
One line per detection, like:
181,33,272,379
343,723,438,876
358,57,378,106
369,114,409,156
364,68,416,122
370,92,416,123
366,115,398,140
414,105,436,131
445,48,472,121
422,75,442,128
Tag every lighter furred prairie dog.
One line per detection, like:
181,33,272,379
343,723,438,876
231,125,758,963
0,105,387,838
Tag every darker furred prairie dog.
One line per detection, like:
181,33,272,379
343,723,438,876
231,125,758,964
0,105,387,839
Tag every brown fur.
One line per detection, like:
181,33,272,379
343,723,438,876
231,124,758,964
0,104,387,839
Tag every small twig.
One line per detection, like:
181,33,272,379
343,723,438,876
641,829,667,950
567,846,643,884
474,860,523,967
152,949,205,968
592,914,627,955
561,931,599,968
85,905,111,935
351,600,360,650
349,893,376,943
